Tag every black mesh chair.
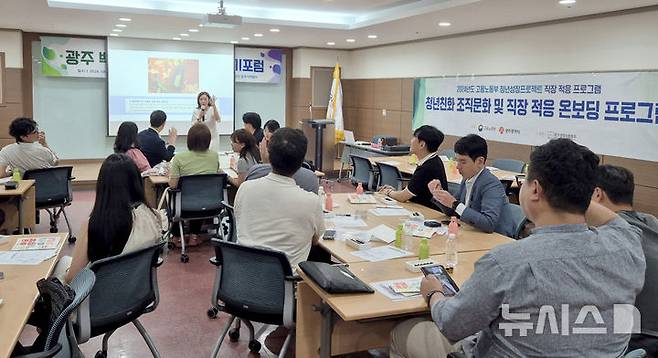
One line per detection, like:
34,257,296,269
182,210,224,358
206,201,236,318
350,155,378,191
208,241,298,357
492,159,526,173
166,173,229,263
439,149,456,159
23,166,76,243
73,242,165,358
14,269,95,358
447,182,461,197
376,162,409,191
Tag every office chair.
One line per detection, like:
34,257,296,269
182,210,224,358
166,173,229,263
439,149,456,159
72,242,165,358
349,155,378,191
14,268,95,358
447,182,461,197
208,241,298,357
376,162,409,191
23,166,76,243
492,159,526,173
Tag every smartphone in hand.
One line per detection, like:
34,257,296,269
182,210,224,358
420,264,459,296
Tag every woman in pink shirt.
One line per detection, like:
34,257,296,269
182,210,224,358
114,122,151,173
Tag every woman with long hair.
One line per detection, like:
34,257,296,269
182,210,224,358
229,128,260,187
191,91,221,152
63,154,162,282
114,121,151,173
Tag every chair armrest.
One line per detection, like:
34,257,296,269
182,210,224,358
13,344,62,358
447,353,466,358
155,257,164,267
209,256,221,266
69,176,76,180
221,200,233,210
284,275,302,282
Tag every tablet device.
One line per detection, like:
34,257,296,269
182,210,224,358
421,264,459,296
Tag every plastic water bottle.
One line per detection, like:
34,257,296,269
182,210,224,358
395,224,403,248
11,169,20,182
445,233,458,269
318,186,327,211
418,238,429,260
448,216,459,236
356,182,364,195
325,192,333,212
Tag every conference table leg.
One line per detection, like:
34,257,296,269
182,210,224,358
17,195,23,234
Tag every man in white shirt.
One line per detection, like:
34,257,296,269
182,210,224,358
428,134,511,234
235,127,325,269
0,117,58,177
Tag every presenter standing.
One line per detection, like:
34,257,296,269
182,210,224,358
192,91,221,152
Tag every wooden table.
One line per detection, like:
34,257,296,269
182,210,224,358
0,180,36,234
296,251,491,357
0,233,67,358
370,155,522,184
322,193,512,263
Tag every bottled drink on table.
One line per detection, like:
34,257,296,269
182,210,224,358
448,216,459,236
356,182,364,195
395,224,403,248
445,233,458,269
418,238,429,260
318,186,327,211
325,192,333,212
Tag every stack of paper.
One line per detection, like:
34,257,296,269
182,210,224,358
348,194,377,204
350,246,413,262
367,224,396,243
369,208,411,217
0,250,58,265
371,277,423,301
12,237,60,251
326,215,368,229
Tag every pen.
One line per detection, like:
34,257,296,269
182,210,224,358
336,213,352,216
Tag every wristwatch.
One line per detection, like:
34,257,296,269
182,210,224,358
451,200,460,211
426,289,444,304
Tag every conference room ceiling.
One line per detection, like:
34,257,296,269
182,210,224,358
1,0,657,49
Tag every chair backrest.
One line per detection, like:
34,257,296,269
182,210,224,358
214,241,292,325
23,166,73,207
350,155,375,189
43,268,95,351
499,203,527,239
219,202,236,243
178,173,228,214
447,182,461,197
82,242,164,338
492,159,526,173
439,149,456,159
377,162,403,190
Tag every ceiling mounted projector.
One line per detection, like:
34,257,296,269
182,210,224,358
204,0,242,28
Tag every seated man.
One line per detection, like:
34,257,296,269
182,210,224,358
0,117,58,177
235,127,324,269
379,125,448,208
245,120,319,194
593,164,658,356
138,110,177,167
391,138,646,357
428,134,511,234
242,112,264,144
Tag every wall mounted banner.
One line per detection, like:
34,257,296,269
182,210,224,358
234,48,282,83
413,72,658,162
40,36,107,78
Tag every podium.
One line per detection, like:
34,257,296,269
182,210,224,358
303,119,335,173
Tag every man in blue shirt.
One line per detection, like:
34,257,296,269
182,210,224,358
391,139,645,357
